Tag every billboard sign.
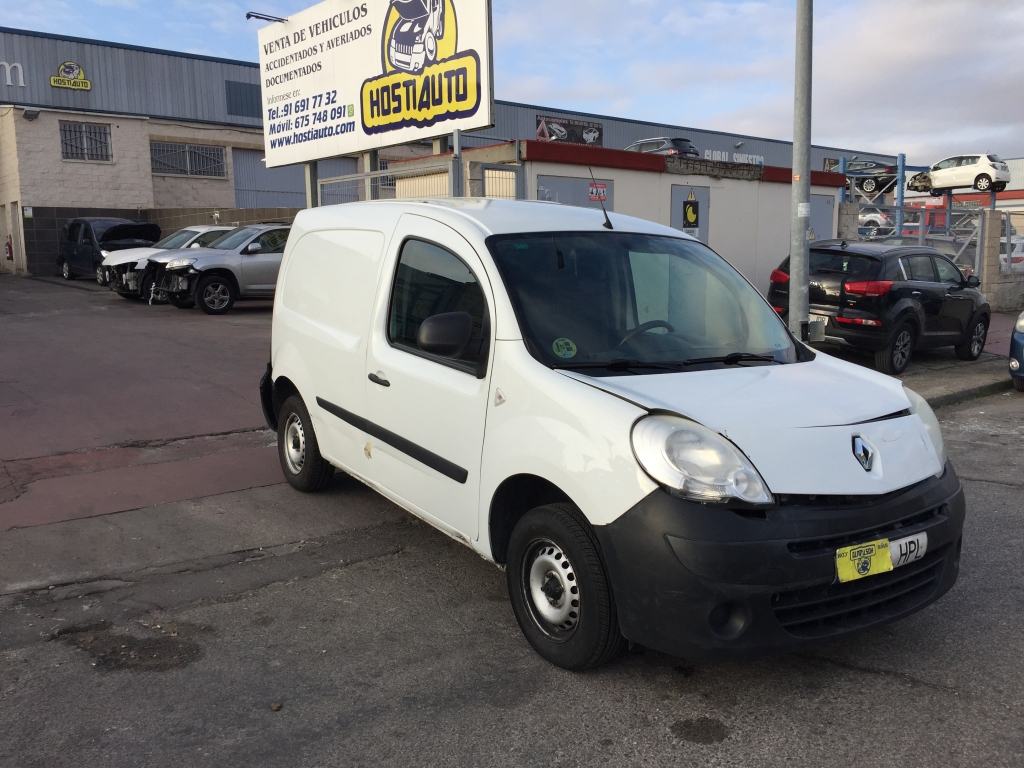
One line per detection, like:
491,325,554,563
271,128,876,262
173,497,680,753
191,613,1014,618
535,115,602,147
258,0,494,167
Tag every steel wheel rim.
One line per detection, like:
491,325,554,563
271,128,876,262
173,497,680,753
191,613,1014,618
62,262,70,278
522,538,580,641
893,330,912,369
283,413,305,475
203,282,229,310
96,266,104,283
971,322,986,357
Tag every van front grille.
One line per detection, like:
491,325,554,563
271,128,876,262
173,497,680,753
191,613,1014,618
787,506,943,557
771,545,946,638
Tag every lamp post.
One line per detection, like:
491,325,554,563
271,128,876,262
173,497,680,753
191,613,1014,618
788,0,813,341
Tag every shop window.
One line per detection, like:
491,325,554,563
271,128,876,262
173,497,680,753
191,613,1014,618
60,122,112,162
150,142,227,178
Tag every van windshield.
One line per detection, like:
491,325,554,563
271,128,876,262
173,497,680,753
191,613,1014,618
487,232,798,374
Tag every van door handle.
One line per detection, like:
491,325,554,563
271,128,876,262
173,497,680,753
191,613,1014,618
368,373,390,387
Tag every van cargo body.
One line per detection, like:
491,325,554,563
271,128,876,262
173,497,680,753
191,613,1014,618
263,200,964,669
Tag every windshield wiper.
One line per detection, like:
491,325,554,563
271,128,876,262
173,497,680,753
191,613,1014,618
552,353,781,372
551,358,683,372
681,353,781,366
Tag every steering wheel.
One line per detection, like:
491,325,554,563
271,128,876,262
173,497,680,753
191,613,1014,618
618,320,675,347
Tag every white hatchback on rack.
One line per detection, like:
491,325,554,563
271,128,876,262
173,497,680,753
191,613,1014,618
927,153,1011,193
260,199,965,670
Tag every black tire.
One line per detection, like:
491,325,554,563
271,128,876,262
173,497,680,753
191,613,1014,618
507,503,624,670
874,322,916,375
196,274,236,315
930,189,944,197
974,174,992,191
955,317,988,360
1013,378,1024,393
60,260,75,280
994,182,1007,192
277,395,335,492
168,294,195,310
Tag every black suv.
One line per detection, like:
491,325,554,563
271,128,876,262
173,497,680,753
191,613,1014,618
768,240,989,375
58,218,161,283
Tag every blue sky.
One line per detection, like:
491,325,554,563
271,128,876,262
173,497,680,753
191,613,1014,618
2,0,1022,164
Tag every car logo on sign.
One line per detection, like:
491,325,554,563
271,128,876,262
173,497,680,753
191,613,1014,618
852,435,874,471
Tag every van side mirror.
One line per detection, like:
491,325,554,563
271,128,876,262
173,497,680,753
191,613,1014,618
965,275,980,288
417,312,472,358
245,242,262,254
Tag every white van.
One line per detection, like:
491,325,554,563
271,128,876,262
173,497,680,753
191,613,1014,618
261,199,965,670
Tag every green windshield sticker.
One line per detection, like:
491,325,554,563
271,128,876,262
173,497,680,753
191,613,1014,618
514,243,529,249
552,338,577,359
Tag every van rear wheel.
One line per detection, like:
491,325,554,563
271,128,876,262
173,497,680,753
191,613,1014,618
277,395,334,492
507,503,624,670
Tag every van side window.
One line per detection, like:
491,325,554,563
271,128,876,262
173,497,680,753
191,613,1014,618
66,222,83,243
388,238,489,372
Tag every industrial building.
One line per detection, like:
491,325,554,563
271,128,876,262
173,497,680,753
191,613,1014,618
0,25,895,275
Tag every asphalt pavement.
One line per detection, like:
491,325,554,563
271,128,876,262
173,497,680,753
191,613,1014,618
1,274,1023,767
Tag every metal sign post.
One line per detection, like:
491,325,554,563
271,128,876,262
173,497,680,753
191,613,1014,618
788,0,812,341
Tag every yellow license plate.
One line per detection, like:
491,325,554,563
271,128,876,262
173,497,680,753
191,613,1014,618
836,538,894,583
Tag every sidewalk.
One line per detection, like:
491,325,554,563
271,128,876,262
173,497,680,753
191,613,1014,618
814,312,1019,408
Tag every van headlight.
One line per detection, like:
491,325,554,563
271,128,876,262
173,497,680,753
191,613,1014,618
631,415,773,505
165,258,197,270
1015,313,1024,333
904,386,946,471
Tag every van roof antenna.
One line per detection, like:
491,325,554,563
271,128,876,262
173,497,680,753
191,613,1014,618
588,167,613,229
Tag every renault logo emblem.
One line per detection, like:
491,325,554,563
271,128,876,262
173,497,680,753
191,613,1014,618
852,436,874,471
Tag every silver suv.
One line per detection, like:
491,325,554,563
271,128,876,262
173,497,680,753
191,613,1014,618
148,223,290,314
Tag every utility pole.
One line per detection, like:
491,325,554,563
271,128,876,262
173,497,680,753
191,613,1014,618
788,0,812,341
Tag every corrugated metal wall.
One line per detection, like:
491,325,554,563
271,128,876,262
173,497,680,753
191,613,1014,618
0,27,261,127
464,101,896,170
233,150,357,208
1006,158,1023,191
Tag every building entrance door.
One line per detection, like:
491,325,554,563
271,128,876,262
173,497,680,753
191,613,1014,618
671,185,710,243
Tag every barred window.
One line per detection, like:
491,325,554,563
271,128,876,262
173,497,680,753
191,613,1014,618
150,142,226,177
60,122,112,162
379,159,395,190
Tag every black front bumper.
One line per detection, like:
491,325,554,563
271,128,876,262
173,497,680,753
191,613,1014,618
594,463,965,662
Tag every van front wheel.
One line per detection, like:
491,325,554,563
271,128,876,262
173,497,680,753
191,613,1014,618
507,503,624,670
277,395,335,492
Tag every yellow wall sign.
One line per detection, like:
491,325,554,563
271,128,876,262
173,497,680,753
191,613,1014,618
50,61,91,91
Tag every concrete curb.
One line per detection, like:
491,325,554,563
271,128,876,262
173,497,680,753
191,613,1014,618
927,378,1015,409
